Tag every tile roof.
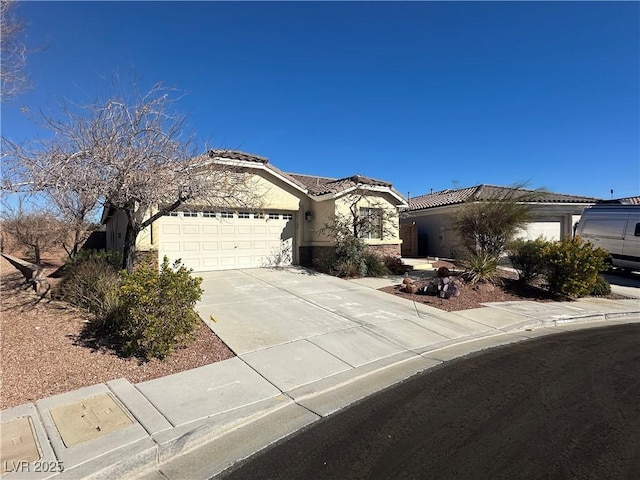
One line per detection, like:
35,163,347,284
204,149,309,191
288,173,393,196
204,150,402,199
599,196,640,205
206,149,268,164
409,185,600,211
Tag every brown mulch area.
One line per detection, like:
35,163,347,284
379,260,627,313
0,252,234,410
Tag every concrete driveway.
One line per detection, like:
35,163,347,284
195,266,622,398
195,268,499,353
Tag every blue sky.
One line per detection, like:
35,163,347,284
3,1,639,200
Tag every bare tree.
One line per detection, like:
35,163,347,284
3,81,259,271
1,204,65,263
50,189,99,258
1,0,29,100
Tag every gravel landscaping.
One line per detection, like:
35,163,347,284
379,260,627,312
0,254,234,410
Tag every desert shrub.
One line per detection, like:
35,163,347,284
590,275,612,296
460,252,500,284
314,235,367,278
114,257,203,360
383,255,411,275
543,237,610,298
507,238,550,284
314,242,391,278
454,191,534,259
364,252,390,278
59,251,122,321
64,249,122,272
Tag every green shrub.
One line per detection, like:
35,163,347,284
543,237,610,298
460,252,500,284
59,251,122,321
364,252,390,278
507,238,550,284
590,275,611,296
115,257,203,360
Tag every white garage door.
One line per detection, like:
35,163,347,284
516,222,561,241
158,211,295,271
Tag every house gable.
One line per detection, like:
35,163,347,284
402,184,601,258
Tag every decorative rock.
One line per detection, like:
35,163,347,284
404,283,418,294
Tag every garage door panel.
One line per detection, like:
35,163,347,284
162,242,181,252
203,225,218,234
202,258,219,268
219,257,237,267
221,226,235,235
180,258,201,270
202,242,218,251
162,225,180,235
237,226,251,235
237,241,251,250
183,225,200,235
237,256,254,266
182,242,200,252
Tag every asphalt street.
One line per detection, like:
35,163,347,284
220,323,640,480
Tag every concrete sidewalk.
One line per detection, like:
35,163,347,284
1,267,639,480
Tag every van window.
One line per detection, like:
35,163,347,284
634,223,640,237
580,219,626,238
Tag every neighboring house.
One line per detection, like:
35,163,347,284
400,185,600,258
103,150,407,272
599,196,640,205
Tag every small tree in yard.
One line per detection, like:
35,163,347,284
3,80,258,271
454,186,536,283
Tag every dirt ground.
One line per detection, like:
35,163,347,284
222,323,640,480
0,252,234,410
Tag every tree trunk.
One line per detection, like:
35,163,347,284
122,221,140,273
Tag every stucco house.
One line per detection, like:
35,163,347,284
103,150,407,272
400,185,600,258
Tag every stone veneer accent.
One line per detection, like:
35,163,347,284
365,243,401,258
298,244,401,268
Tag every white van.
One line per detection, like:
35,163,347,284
575,204,640,272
